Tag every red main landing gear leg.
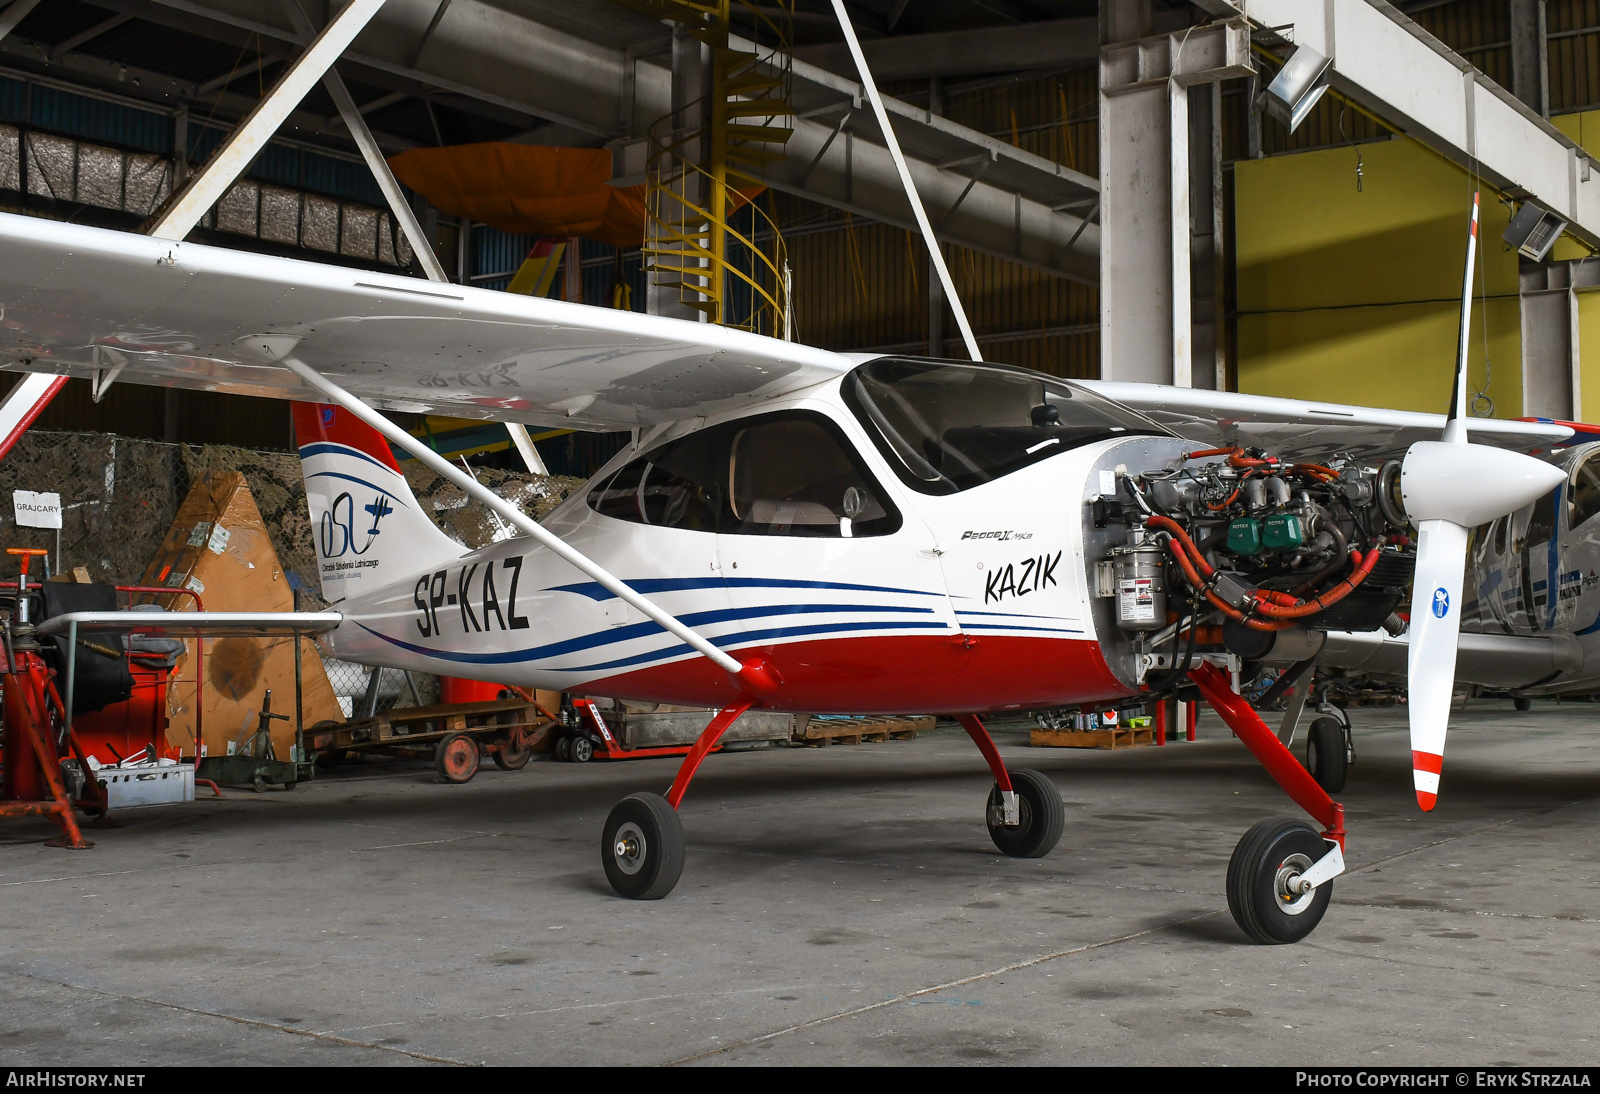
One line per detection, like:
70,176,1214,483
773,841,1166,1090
665,702,752,809
600,702,751,901
957,715,1064,859
1189,662,1345,945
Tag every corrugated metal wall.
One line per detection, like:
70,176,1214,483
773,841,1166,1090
0,68,387,206
780,69,1099,381
1547,0,1600,112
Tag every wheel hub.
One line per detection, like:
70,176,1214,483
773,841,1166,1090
1273,852,1316,914
612,821,647,875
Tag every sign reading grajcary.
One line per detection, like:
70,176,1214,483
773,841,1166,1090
12,490,61,529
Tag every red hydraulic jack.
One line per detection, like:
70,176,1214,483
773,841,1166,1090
1,548,106,847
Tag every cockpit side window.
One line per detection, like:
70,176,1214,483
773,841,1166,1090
841,357,1170,495
727,416,898,537
587,410,900,538
587,427,726,532
1570,452,1600,530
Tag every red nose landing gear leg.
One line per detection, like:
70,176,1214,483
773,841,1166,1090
600,702,751,900
1189,662,1346,944
957,715,1065,858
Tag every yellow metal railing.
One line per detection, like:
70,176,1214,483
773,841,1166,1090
624,0,794,335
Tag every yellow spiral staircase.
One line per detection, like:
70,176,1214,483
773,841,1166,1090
610,1,795,335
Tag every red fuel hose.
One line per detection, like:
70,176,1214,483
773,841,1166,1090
1149,515,1379,629
1248,548,1381,618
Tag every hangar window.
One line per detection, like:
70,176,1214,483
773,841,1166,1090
587,411,899,538
1570,453,1600,530
843,357,1170,495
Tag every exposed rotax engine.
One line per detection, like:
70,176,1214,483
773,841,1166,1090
1098,446,1417,669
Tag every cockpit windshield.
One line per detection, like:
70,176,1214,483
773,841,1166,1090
842,357,1170,495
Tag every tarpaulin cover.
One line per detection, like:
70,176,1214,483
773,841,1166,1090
388,144,648,247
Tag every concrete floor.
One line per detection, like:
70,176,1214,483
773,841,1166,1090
1,701,1596,1066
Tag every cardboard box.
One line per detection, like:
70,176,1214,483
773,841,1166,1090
141,472,344,759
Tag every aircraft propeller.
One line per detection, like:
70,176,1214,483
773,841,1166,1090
1398,192,1567,810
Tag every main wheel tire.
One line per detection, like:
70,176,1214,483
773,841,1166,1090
1305,717,1348,793
985,768,1065,858
1226,817,1334,944
435,732,480,783
491,733,532,771
555,736,573,762
569,736,595,763
1514,696,1533,712
601,792,685,900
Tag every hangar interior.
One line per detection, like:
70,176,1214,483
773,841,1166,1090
1,0,1599,1069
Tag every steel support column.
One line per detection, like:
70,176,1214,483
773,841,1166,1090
1510,0,1549,117
1520,287,1579,420
1098,19,1251,385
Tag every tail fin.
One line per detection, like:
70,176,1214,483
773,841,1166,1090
293,402,464,602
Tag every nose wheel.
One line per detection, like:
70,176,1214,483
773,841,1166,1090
602,792,685,900
1305,717,1349,793
985,768,1065,857
1226,818,1335,944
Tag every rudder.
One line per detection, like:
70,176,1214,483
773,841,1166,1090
293,402,463,602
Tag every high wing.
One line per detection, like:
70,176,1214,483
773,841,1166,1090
1083,381,1573,460
0,213,851,432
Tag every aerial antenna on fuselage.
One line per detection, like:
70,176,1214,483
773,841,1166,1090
829,0,982,363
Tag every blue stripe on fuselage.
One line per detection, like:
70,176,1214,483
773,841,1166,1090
547,576,940,600
355,601,941,666
559,620,953,673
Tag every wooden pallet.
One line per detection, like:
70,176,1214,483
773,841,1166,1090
303,698,553,754
795,714,933,746
1030,726,1154,750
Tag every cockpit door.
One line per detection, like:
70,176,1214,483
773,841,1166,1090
712,410,962,686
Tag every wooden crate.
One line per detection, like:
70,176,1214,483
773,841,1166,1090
1030,726,1154,750
795,714,933,746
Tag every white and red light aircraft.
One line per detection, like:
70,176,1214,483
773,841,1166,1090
0,192,1567,944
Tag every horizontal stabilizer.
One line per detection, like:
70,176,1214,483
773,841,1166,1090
37,611,343,638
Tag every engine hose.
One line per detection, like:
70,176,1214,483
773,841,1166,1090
1147,516,1214,577
1295,518,1349,595
1182,445,1272,470
1250,548,1381,619
1293,462,1339,480
1159,535,1294,632
1144,611,1200,693
1205,487,1242,512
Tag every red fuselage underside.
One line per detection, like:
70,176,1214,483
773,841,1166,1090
581,633,1131,715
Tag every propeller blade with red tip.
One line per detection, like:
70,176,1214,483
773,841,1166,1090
1399,193,1566,810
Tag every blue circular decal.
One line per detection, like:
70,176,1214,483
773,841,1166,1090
1432,588,1450,618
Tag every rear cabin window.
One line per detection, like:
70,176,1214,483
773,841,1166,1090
587,411,900,538
842,357,1169,495
1570,452,1600,530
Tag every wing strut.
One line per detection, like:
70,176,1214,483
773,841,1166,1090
829,0,982,363
273,351,748,678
